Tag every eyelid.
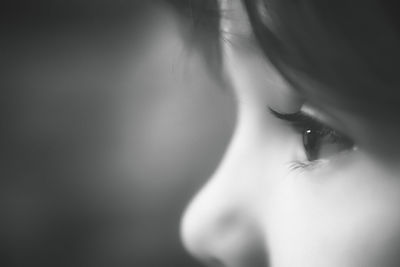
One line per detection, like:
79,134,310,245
268,106,318,127
269,104,349,135
268,106,346,140
301,105,341,130
270,104,331,126
303,104,357,137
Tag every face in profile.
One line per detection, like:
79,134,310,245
181,0,400,266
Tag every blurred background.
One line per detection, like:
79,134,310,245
1,1,235,266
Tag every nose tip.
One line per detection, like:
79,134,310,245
180,183,268,267
180,201,236,265
180,191,219,261
180,203,201,259
180,186,238,262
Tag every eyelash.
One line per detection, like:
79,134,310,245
269,107,355,171
287,159,328,173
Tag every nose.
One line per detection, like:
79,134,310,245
180,145,268,266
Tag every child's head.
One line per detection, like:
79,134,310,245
181,1,400,266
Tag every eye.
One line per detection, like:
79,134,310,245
269,108,355,162
300,122,354,161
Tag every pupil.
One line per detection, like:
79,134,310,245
303,128,319,161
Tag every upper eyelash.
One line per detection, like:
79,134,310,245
268,107,325,132
268,107,353,142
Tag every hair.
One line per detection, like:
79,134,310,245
243,0,400,122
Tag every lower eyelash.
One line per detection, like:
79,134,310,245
287,147,358,175
287,159,328,173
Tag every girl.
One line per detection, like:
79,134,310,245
181,0,400,266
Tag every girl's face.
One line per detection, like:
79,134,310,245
181,1,400,266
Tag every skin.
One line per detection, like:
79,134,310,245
181,1,400,266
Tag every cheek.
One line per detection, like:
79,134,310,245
264,159,400,267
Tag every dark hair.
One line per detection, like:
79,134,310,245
243,0,400,121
